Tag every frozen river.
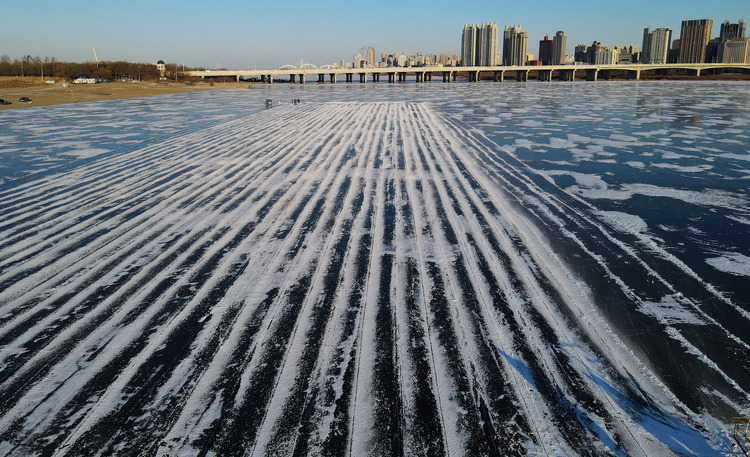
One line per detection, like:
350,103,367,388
0,81,749,456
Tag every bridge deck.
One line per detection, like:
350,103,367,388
187,63,750,83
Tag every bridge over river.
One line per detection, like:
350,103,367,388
187,63,750,83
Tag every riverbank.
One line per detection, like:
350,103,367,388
0,78,223,110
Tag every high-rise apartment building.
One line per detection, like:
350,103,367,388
614,45,638,64
718,38,750,63
539,35,553,65
586,41,603,64
461,23,498,66
552,31,566,65
574,44,588,63
706,38,722,63
594,47,618,64
461,24,478,66
503,25,528,66
642,27,672,64
720,20,747,41
366,47,375,67
669,39,681,63
678,19,713,63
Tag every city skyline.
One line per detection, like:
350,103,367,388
1,0,748,69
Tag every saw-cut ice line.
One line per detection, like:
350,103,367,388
0,99,747,456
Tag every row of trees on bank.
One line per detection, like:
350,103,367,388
0,56,196,81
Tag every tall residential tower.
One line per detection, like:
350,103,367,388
720,19,746,41
503,25,528,66
678,19,713,63
461,23,499,66
552,31,566,65
642,27,672,64
539,35,553,65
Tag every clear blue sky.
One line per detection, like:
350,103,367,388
2,0,747,69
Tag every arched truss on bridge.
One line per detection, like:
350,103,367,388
300,63,317,69
320,64,335,69
279,65,297,70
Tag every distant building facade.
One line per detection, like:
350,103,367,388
594,46,618,64
503,25,528,66
615,45,638,64
642,27,672,64
720,19,747,41
539,35,553,65
678,19,713,63
461,23,499,66
669,39,681,63
705,38,722,62
586,41,603,64
552,31,566,65
574,44,588,63
719,39,750,63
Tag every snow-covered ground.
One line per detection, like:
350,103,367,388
0,82,749,456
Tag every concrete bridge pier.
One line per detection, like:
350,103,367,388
329,73,336,83
290,74,296,83
389,73,395,83
398,72,406,82
559,69,576,81
687,69,701,76
236,75,241,82
627,70,640,80
516,70,528,82
345,73,353,83
493,71,505,82
317,74,324,83
359,73,367,83
426,72,432,82
442,72,449,82
585,69,598,81
538,69,552,81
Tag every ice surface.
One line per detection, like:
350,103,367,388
707,253,750,277
0,81,748,456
